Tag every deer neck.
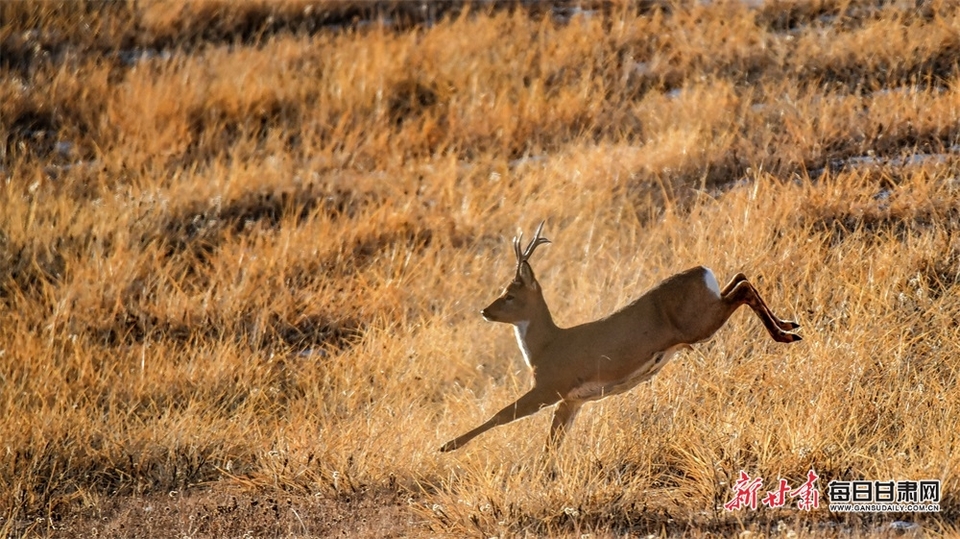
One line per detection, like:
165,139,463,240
512,297,557,368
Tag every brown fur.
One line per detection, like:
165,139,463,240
440,227,800,453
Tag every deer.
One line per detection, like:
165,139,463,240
439,222,801,453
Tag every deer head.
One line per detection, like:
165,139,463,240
481,221,551,324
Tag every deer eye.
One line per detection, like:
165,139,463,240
504,294,515,301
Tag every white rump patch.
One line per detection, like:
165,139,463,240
513,320,533,368
704,267,721,298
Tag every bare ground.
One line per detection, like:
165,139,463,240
38,487,419,539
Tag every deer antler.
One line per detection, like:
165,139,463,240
513,221,550,274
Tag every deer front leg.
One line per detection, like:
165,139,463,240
440,388,559,452
546,400,582,450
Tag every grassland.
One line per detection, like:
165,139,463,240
1,0,959,537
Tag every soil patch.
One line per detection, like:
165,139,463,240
42,485,425,539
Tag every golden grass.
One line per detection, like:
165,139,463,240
2,0,959,536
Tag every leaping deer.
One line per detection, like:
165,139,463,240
439,222,801,452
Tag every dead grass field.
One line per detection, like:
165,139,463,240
2,0,959,537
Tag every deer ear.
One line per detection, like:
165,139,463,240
517,261,538,289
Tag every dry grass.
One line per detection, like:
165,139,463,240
1,0,959,537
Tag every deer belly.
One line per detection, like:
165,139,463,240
567,346,683,401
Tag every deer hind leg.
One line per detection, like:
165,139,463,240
546,400,582,450
721,274,801,332
439,388,558,452
720,272,749,295
722,279,801,343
